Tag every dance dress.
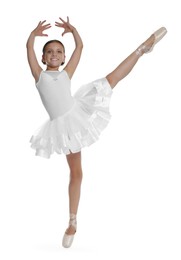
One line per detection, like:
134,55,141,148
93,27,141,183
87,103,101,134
30,70,112,158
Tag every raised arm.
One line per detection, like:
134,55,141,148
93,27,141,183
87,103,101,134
55,17,83,79
26,21,51,82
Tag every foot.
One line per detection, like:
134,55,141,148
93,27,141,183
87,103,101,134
65,224,76,235
136,27,167,56
62,214,77,248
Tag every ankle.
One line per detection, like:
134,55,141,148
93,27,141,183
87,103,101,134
65,213,77,235
135,45,146,57
136,35,155,57
69,213,77,229
70,213,76,219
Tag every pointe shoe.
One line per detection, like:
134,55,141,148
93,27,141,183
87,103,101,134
146,27,167,53
136,27,167,56
62,214,77,248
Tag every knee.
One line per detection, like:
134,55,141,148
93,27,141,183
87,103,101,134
106,74,116,88
70,168,83,182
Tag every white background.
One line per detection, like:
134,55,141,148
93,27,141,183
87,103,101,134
0,0,181,259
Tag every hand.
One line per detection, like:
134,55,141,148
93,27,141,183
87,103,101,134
55,16,75,36
32,20,51,37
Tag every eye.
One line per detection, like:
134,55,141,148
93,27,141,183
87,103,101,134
58,50,62,53
46,50,52,54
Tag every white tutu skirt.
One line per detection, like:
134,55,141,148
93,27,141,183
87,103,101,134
30,78,113,158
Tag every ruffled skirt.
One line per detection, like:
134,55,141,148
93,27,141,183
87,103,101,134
30,78,113,158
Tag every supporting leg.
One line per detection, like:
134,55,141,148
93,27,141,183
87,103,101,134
65,151,83,235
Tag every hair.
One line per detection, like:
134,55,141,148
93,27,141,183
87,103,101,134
42,40,65,65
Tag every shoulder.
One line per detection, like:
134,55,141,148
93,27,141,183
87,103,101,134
34,69,43,83
35,70,44,85
62,69,71,80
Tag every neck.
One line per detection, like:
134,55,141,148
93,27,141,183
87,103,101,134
46,66,60,71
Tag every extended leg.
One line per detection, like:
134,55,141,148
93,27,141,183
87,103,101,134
106,27,167,88
106,34,155,88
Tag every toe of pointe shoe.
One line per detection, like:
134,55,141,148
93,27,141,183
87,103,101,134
153,27,167,44
146,26,167,53
62,233,75,248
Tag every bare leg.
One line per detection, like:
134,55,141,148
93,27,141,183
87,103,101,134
106,34,155,88
65,151,83,235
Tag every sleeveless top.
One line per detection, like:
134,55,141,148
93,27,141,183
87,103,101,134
36,70,75,120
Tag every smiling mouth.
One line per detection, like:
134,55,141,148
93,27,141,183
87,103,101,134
51,58,59,61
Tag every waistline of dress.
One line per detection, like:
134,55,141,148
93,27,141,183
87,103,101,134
50,99,76,121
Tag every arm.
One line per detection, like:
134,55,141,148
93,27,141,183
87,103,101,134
55,17,83,79
26,21,51,82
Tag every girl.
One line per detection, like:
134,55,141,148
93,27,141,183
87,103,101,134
26,17,167,248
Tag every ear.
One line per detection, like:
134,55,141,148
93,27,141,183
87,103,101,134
61,54,66,66
42,55,46,65
62,54,66,64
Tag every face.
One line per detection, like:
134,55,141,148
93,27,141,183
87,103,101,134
42,42,65,70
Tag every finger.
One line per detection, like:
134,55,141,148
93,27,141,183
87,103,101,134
62,30,66,37
55,22,61,26
67,16,69,23
43,23,51,27
41,20,47,25
44,24,51,28
55,22,64,28
45,26,52,31
43,24,51,30
59,17,66,23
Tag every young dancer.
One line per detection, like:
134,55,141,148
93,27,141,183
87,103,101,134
26,17,167,248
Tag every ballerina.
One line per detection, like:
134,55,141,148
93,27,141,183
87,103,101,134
26,16,167,248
